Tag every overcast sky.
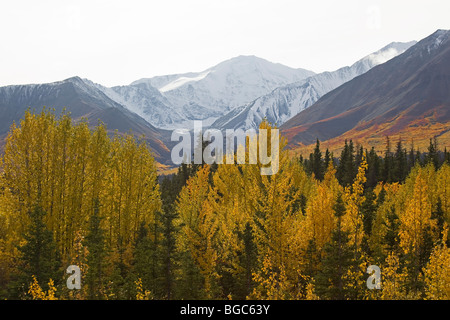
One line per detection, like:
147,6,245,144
1,0,449,87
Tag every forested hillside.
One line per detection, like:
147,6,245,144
0,111,449,300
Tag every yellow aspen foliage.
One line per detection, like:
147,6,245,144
248,253,292,300
1,110,161,283
176,166,220,297
305,281,320,300
342,253,369,299
397,164,437,220
302,163,341,255
380,252,409,300
188,200,220,298
135,278,153,300
208,164,248,278
342,155,368,250
368,182,402,259
436,163,450,223
423,226,450,300
28,276,58,300
399,171,436,255
176,166,211,231
249,155,303,271
104,134,161,248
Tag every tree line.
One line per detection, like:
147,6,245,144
0,110,449,300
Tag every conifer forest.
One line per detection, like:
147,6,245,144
0,110,449,300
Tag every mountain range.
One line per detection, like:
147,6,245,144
97,55,315,130
281,29,450,153
0,76,171,163
212,41,416,131
0,29,448,166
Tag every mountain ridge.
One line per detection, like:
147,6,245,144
119,55,316,129
212,41,417,131
0,77,172,163
281,29,450,153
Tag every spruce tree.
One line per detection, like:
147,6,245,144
444,147,450,164
133,221,164,298
337,140,356,186
394,139,408,182
408,142,416,171
384,206,400,254
426,137,439,169
159,208,180,300
84,199,107,300
226,222,258,300
312,139,324,180
432,198,448,246
366,147,381,188
12,205,61,298
360,188,377,255
415,150,422,166
324,148,332,170
315,193,353,300
383,136,394,183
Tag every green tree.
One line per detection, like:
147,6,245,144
425,137,439,169
337,140,356,186
383,136,394,183
11,205,61,298
315,193,353,300
393,139,408,182
84,199,107,300
366,147,381,188
311,139,324,181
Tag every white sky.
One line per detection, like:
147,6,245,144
1,0,449,87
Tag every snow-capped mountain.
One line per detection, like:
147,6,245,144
0,76,172,162
90,80,186,128
124,55,315,129
281,29,450,148
211,41,417,131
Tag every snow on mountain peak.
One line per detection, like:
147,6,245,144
427,29,449,52
118,55,315,129
159,71,211,93
212,41,417,131
361,41,417,67
367,47,400,65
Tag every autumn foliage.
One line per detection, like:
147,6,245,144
0,110,449,300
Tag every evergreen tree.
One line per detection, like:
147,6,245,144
311,139,324,180
415,150,422,167
133,221,163,298
366,147,381,188
428,138,437,166
158,208,180,300
315,193,353,300
384,206,400,254
383,136,394,183
230,222,258,299
303,239,320,279
84,199,107,300
444,147,450,164
360,188,377,255
393,139,408,182
11,205,61,298
432,198,448,246
355,145,364,169
408,142,416,171
426,137,439,169
337,140,356,186
324,148,332,170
